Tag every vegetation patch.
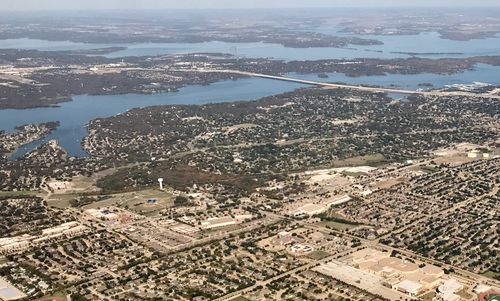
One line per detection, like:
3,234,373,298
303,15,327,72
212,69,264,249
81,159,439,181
306,250,330,260
98,164,275,194
230,297,251,301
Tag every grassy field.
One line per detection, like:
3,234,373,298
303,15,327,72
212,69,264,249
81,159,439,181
319,220,359,231
485,294,500,301
230,297,251,301
200,224,242,237
81,189,174,216
47,188,175,214
420,291,436,301
482,270,500,280
457,288,473,300
373,177,407,189
332,153,387,167
33,292,68,301
0,190,39,197
306,250,330,260
340,171,365,178
47,193,77,208
418,165,441,173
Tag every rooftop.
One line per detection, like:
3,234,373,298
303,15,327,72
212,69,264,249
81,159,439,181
0,278,26,301
396,279,422,294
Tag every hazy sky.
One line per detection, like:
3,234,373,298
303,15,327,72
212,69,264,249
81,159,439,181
2,0,500,11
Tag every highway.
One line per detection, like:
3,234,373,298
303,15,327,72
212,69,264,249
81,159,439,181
172,68,500,99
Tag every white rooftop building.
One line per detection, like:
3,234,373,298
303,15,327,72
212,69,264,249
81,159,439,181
438,278,463,294
395,279,423,296
437,278,463,301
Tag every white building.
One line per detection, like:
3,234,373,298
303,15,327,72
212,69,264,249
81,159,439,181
467,150,480,158
200,217,237,229
395,279,423,296
437,279,463,301
290,243,314,255
0,222,87,255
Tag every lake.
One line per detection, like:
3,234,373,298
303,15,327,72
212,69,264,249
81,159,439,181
290,64,500,89
1,31,500,60
1,31,499,157
1,78,307,158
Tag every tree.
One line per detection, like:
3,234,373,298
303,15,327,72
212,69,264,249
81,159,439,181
174,195,189,206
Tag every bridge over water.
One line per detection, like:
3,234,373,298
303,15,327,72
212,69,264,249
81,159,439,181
171,68,500,99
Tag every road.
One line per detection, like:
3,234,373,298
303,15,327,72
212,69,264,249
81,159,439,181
212,247,359,301
303,190,500,288
173,68,500,100
266,184,500,290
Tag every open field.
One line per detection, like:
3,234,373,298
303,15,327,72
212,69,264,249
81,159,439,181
47,193,77,208
307,250,331,260
81,189,174,216
432,154,477,165
230,297,251,301
200,224,243,237
457,288,474,300
482,271,500,280
319,220,360,231
420,291,436,301
414,164,441,173
373,177,408,189
33,292,68,301
331,153,387,168
0,190,39,198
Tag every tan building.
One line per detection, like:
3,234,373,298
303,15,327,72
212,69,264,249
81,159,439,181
349,248,444,296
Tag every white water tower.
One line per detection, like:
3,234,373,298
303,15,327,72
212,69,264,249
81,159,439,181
158,178,164,190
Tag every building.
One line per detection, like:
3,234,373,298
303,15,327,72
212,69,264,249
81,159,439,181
290,243,314,255
437,278,463,301
0,236,30,254
468,150,480,158
349,248,444,296
200,217,237,229
199,213,253,229
395,279,422,296
467,149,491,159
85,208,120,221
273,231,294,246
292,195,352,218
0,222,87,255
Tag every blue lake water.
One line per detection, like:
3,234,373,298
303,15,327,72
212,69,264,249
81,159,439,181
0,38,404,60
6,62,499,158
2,31,500,60
104,41,407,60
313,28,500,58
2,78,306,158
0,31,499,158
363,32,500,58
290,64,500,89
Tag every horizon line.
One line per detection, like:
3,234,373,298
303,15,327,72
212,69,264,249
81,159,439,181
1,5,500,12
